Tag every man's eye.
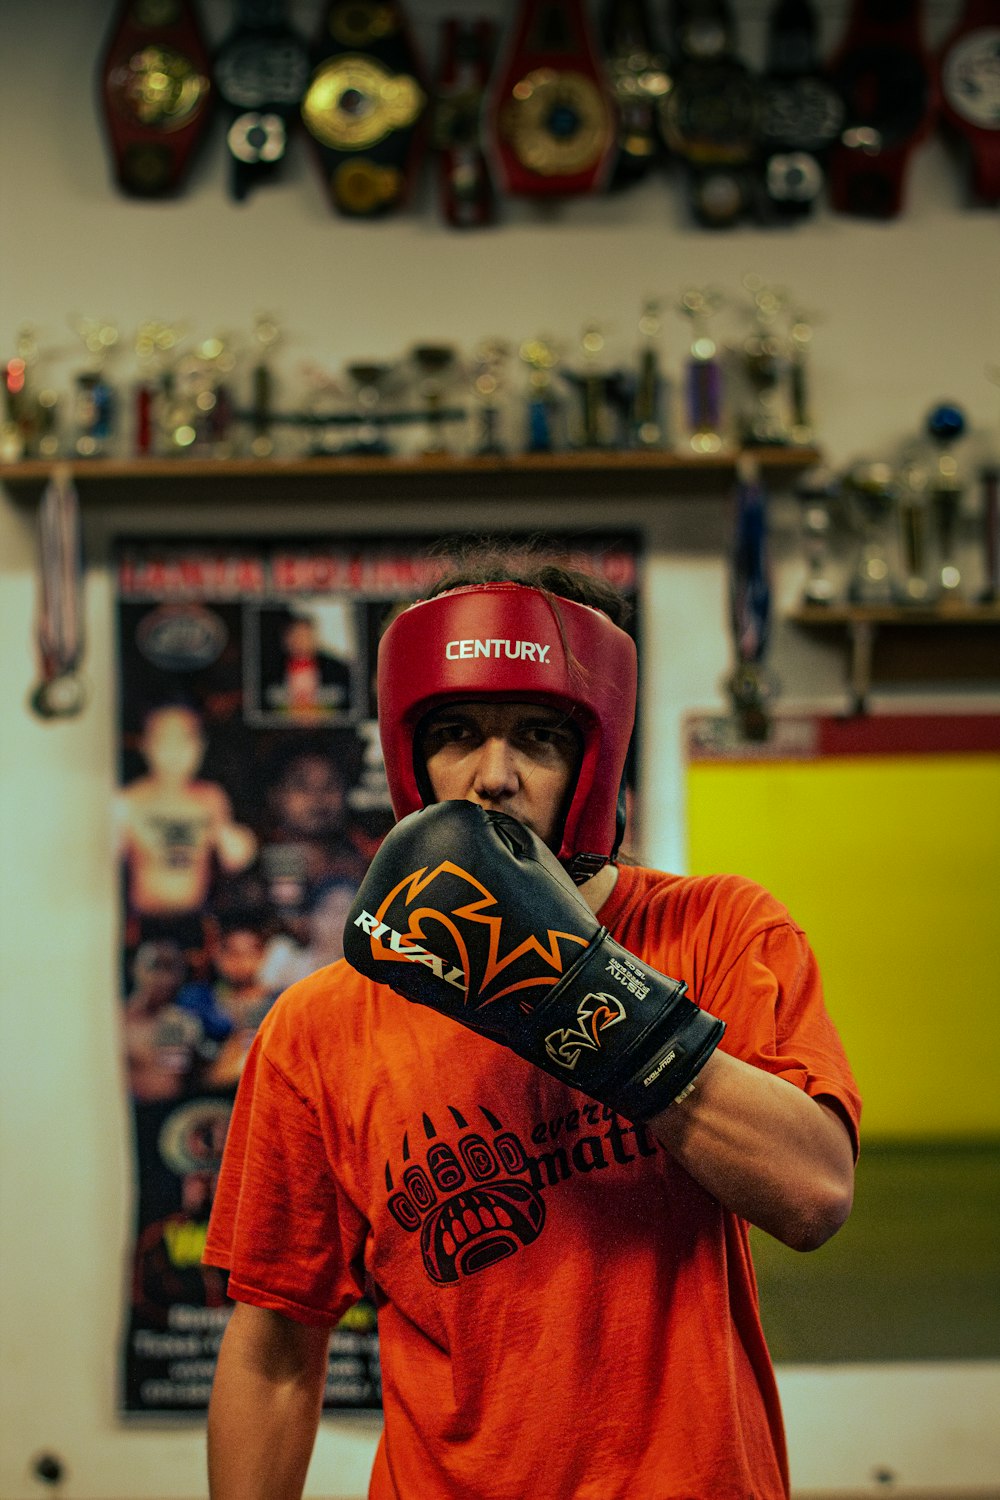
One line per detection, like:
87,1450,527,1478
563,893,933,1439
525,725,573,752
424,723,469,750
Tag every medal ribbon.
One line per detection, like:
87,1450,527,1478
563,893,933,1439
730,459,771,666
35,463,84,689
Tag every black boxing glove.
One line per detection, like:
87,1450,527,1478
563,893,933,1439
343,801,724,1121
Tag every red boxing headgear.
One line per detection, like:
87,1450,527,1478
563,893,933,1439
377,582,637,880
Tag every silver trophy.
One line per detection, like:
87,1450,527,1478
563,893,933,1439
409,343,461,455
843,460,900,605
896,457,933,603
925,403,967,599
737,276,790,447
794,466,840,605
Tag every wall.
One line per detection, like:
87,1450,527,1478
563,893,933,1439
1,3,999,1497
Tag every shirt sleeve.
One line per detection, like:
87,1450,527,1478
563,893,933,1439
205,1028,367,1328
709,923,862,1159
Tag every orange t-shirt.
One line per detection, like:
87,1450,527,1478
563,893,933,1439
206,864,861,1500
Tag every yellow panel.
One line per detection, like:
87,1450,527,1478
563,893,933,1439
686,756,1000,1138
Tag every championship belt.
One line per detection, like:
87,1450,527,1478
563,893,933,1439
827,0,934,219
489,0,617,198
755,0,844,222
213,0,311,202
936,0,1000,205
600,0,672,189
661,0,758,227
99,0,214,197
300,0,428,217
432,18,497,228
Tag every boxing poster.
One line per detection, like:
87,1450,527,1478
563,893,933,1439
113,530,641,1415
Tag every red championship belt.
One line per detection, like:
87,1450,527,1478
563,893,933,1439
488,0,617,198
936,0,1000,205
826,0,935,219
99,0,214,198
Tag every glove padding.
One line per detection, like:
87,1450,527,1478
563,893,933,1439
344,801,724,1121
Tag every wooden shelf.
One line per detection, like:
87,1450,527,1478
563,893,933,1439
0,446,820,503
788,602,1000,710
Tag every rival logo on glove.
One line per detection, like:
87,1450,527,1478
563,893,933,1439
544,992,627,1072
353,909,467,992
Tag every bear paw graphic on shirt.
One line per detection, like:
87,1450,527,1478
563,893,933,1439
385,1104,545,1285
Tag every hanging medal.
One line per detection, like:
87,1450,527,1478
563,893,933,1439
31,466,87,719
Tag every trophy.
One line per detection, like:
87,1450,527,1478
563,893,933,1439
562,324,627,450
72,318,119,457
133,320,183,457
343,362,396,456
737,276,790,447
842,460,900,604
2,327,60,461
678,287,724,454
788,306,818,445
794,466,840,605
896,457,933,604
518,336,563,453
631,298,671,449
925,403,967,599
249,313,280,458
299,361,348,457
470,338,511,456
409,343,462,455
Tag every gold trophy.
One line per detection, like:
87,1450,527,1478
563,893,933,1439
519,335,563,453
73,318,120,457
563,324,617,449
471,338,511,456
409,343,461,455
632,298,670,449
737,276,790,447
678,287,724,454
2,327,60,460
249,313,281,458
924,403,967,600
133,320,183,457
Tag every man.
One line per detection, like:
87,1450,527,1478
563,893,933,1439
116,702,257,925
205,558,860,1500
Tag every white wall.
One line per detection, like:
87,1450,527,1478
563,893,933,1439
1,3,999,1497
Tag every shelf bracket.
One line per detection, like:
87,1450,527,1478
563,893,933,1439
848,618,876,714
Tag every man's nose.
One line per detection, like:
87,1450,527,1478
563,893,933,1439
472,737,520,797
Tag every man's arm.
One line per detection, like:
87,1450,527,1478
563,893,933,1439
208,1301,331,1500
650,1049,856,1252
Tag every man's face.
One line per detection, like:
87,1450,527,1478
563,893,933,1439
142,707,205,780
271,753,346,835
214,930,265,987
418,700,579,849
284,619,318,657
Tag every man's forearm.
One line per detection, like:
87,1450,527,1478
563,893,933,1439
650,1048,856,1251
208,1302,330,1500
